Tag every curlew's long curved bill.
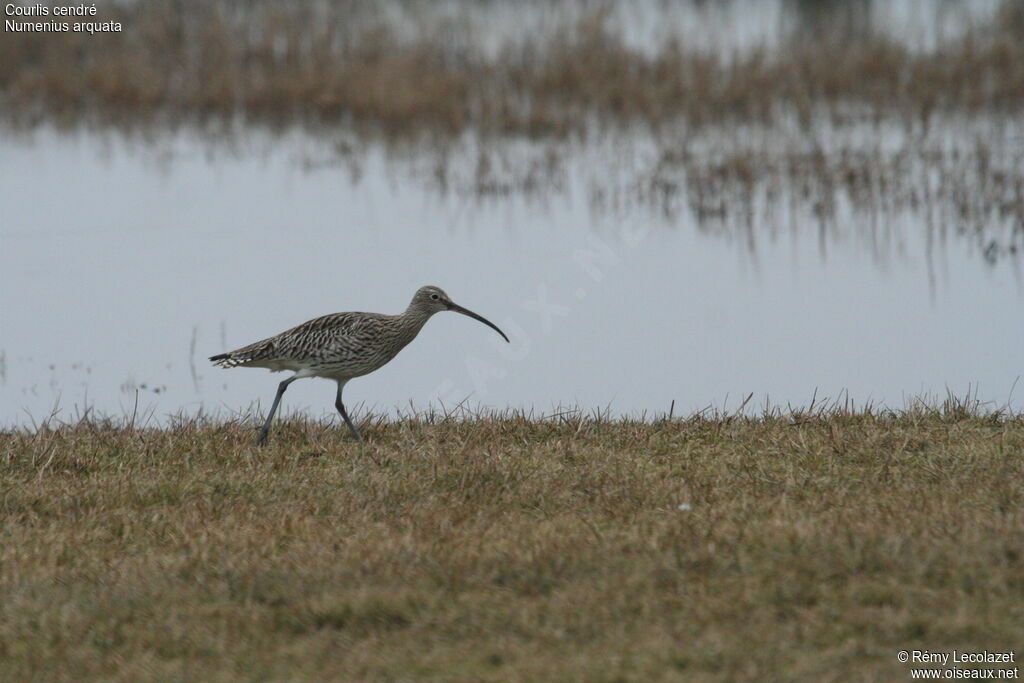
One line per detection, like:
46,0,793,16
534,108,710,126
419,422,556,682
448,302,510,343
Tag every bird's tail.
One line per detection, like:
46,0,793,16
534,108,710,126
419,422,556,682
210,337,277,368
209,351,242,368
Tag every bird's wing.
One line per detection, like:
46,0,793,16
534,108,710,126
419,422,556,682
211,312,389,367
284,312,388,357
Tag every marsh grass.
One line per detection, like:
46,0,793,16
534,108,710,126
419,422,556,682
1,403,1022,680
2,0,1023,136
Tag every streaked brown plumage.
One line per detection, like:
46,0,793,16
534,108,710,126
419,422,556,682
211,285,508,444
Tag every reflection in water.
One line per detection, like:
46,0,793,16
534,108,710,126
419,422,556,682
401,119,1023,276
607,135,1023,271
1,123,1021,426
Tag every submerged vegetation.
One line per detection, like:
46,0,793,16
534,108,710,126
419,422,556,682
1,405,1022,679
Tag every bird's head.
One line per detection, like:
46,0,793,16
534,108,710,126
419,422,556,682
410,285,509,342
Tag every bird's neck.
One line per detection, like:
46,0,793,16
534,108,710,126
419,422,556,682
398,305,435,338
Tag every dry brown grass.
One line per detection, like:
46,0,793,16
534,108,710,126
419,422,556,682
2,0,1024,136
1,405,1022,680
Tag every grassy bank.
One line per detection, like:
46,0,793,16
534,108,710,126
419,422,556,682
2,1,1023,135
1,409,1022,680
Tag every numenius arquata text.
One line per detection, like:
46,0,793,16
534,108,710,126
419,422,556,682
210,286,509,445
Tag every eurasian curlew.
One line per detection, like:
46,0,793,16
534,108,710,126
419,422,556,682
210,285,508,445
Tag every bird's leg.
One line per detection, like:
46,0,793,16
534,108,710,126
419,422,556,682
257,377,296,446
335,383,363,442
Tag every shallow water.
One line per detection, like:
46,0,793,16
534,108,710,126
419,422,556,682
1,124,1022,426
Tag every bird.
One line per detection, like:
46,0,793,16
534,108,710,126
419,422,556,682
210,285,509,445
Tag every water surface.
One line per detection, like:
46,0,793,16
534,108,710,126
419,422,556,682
1,125,1021,425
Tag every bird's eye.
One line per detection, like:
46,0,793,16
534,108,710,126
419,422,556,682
430,293,439,300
